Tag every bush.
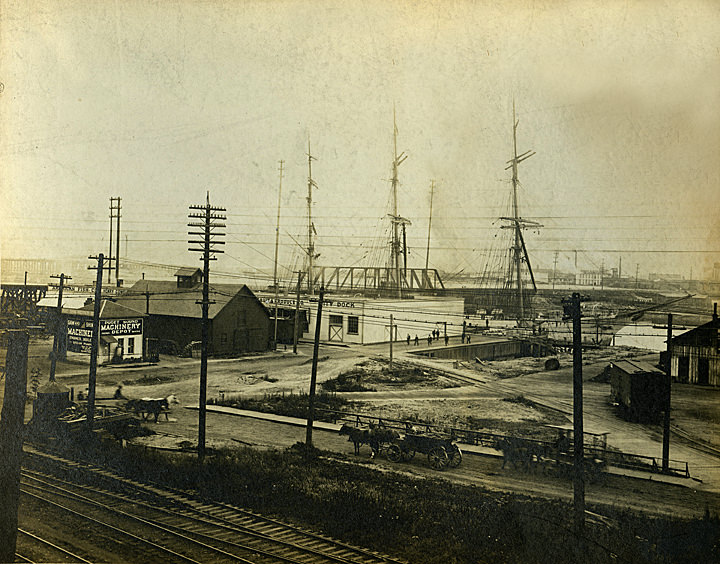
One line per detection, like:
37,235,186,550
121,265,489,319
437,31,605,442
32,435,720,564
208,391,354,422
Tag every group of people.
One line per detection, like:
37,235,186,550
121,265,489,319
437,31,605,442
406,329,450,346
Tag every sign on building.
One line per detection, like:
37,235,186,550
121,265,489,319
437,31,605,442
67,317,143,354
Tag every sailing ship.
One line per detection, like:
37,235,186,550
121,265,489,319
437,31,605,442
473,103,628,346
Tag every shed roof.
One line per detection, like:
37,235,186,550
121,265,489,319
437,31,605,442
37,295,90,309
115,280,267,319
610,359,664,375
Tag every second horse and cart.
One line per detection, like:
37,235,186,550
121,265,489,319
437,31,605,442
339,423,462,470
386,431,463,470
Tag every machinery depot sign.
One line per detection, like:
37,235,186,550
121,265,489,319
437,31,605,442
67,317,143,354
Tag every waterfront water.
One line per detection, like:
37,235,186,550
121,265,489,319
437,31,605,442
614,323,673,351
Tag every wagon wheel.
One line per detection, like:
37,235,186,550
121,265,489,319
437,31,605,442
447,445,462,468
386,444,404,463
427,446,449,470
402,449,416,461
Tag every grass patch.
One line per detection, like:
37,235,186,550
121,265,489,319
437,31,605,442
502,395,538,409
321,359,460,392
321,369,377,392
208,391,353,422
33,435,720,564
123,374,176,386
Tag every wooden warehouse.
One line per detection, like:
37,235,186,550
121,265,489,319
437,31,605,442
116,269,271,356
669,306,720,387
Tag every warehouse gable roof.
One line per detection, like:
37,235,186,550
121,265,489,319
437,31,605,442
62,299,146,319
670,315,720,347
174,267,202,277
116,280,267,319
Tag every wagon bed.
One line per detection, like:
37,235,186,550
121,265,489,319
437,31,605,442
386,432,462,470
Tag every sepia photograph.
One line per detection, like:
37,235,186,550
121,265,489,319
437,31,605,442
1,1,719,562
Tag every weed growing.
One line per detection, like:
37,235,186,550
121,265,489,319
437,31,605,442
208,391,354,422
34,434,720,564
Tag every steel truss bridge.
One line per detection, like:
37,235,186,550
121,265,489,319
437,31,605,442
302,266,444,293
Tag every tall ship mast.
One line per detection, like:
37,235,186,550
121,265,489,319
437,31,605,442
500,101,542,324
387,108,410,298
474,102,541,324
305,138,318,294
294,115,444,297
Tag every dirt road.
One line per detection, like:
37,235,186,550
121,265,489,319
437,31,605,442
39,337,720,515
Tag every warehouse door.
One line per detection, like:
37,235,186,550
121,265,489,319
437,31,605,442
698,358,710,385
328,315,343,342
678,356,690,383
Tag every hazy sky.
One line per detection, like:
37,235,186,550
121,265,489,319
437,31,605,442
1,0,718,286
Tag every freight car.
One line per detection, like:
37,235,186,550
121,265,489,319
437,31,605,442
608,360,666,422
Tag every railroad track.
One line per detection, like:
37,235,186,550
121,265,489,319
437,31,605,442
21,446,406,564
16,528,93,564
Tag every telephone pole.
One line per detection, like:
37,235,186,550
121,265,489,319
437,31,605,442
273,160,284,350
109,197,122,286
662,314,673,472
387,314,395,370
305,286,325,448
0,330,28,563
87,254,113,432
562,292,588,555
425,180,435,270
293,271,302,354
49,273,71,382
552,251,559,290
188,193,226,462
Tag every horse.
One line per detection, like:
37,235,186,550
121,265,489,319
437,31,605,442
339,423,401,458
496,437,531,471
126,394,179,423
339,424,371,455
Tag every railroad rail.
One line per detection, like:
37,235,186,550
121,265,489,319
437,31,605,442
20,445,407,564
16,527,93,564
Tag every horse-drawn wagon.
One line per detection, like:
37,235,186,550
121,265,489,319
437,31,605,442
386,432,462,470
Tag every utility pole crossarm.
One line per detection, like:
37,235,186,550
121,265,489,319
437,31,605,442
187,193,227,462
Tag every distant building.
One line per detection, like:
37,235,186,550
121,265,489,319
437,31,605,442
116,270,271,356
62,300,146,364
260,294,465,345
669,306,720,387
576,270,602,286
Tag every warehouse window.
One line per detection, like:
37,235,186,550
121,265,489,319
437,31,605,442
127,337,134,354
347,316,359,335
329,315,343,326
221,333,227,344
